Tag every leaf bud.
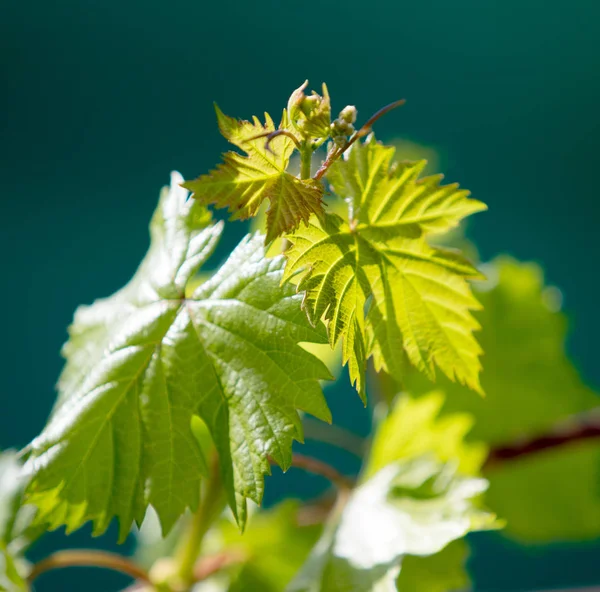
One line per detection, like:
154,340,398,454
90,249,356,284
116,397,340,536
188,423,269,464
339,105,358,124
287,80,331,142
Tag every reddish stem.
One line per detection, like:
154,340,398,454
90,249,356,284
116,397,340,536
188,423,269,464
27,550,150,584
270,453,353,490
486,408,600,469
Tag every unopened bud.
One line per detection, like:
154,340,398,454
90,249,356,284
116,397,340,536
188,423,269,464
287,80,331,142
339,105,357,124
330,118,354,138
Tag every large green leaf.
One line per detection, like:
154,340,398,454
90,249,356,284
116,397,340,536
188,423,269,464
24,173,332,539
284,136,486,400
288,458,496,592
183,106,324,243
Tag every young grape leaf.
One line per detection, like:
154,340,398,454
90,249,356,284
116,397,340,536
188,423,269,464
182,106,325,243
284,136,486,399
365,392,485,591
24,173,332,540
287,458,497,592
287,80,331,144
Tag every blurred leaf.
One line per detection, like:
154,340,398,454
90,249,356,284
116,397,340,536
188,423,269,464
288,458,496,592
406,257,600,542
134,506,184,571
24,174,332,538
486,440,600,542
218,502,322,592
367,391,487,478
365,392,485,591
387,139,441,175
183,106,324,243
0,545,27,592
395,540,469,592
406,257,598,443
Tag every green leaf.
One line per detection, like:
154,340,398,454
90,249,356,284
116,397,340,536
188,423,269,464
365,393,483,591
288,458,497,592
367,391,487,479
485,440,600,542
284,137,486,399
218,501,322,592
183,106,325,243
24,173,332,539
395,540,469,592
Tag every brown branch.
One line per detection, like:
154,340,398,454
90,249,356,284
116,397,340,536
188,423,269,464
193,549,246,582
27,550,150,584
297,497,337,526
302,418,365,457
270,453,353,490
485,408,600,470
246,129,302,152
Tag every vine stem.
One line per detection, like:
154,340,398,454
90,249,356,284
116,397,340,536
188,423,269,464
300,141,313,180
27,550,150,584
313,99,405,181
271,453,353,491
193,549,247,582
485,407,600,469
174,453,225,587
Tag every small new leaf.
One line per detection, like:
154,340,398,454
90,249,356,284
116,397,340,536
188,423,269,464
288,458,497,592
287,80,332,143
183,106,325,243
284,137,486,399
24,174,332,539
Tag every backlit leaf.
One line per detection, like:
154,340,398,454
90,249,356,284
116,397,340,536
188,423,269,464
284,137,486,399
183,106,325,243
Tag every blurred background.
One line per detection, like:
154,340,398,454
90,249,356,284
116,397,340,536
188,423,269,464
1,1,599,590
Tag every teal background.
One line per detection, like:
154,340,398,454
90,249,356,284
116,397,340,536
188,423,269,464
1,1,599,590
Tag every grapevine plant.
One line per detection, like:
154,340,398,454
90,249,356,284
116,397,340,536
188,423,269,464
2,82,599,592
